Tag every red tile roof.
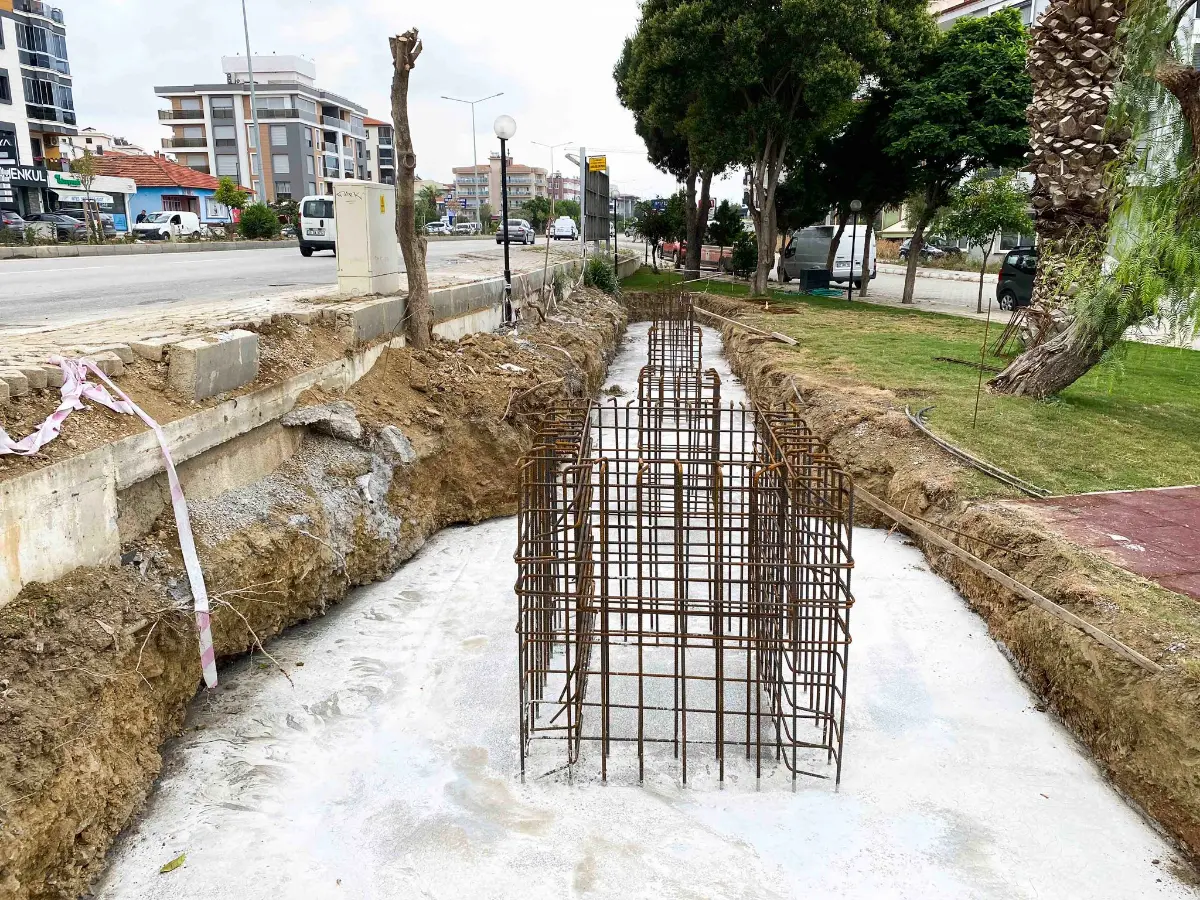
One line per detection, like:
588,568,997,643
364,116,389,126
90,154,231,191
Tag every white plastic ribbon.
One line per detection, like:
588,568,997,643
1,357,218,688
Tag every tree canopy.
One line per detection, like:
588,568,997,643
940,171,1032,313
707,200,744,251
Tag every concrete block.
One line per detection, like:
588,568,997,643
40,365,65,389
0,371,30,397
0,378,9,404
17,367,48,391
89,352,125,377
80,343,135,365
168,329,259,401
131,336,183,362
288,309,319,325
281,400,363,442
335,297,404,347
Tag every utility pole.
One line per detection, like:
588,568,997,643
442,93,503,225
240,0,263,201
533,139,571,304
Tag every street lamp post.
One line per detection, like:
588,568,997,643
495,114,517,324
240,0,263,200
847,199,862,303
442,93,503,225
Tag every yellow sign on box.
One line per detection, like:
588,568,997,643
588,156,607,172
380,195,386,214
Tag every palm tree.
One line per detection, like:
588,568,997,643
416,183,440,228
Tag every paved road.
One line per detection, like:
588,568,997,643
0,239,508,329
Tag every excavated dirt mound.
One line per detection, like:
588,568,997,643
0,289,625,900
678,292,1200,870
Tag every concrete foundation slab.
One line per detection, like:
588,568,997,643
167,330,259,401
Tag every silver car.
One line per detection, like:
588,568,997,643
496,218,535,245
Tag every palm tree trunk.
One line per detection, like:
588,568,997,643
390,29,430,349
988,319,1107,398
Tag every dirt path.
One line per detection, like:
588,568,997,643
92,324,1195,898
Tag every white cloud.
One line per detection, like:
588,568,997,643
54,0,746,203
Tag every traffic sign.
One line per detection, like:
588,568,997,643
651,199,667,211
588,155,607,172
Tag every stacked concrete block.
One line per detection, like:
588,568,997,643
168,329,260,402
0,371,30,397
335,297,405,347
130,336,185,362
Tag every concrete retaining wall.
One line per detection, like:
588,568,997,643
0,239,296,261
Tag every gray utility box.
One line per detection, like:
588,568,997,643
794,267,831,291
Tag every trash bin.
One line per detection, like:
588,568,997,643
795,267,831,291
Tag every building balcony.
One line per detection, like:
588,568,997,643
322,166,341,179
18,50,70,75
159,109,205,121
321,115,346,129
162,137,208,149
255,108,318,123
15,0,64,23
27,105,76,127
350,124,366,138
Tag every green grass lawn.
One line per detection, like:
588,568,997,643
624,269,1200,495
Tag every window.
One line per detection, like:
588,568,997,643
183,125,203,139
366,149,371,160
272,153,289,174
305,128,313,149
216,155,239,177
307,182,316,197
180,97,201,110
274,180,293,198
211,96,234,108
213,125,236,140
305,155,314,175
303,198,333,218
0,70,9,105
270,125,287,146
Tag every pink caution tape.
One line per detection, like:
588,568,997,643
1,358,219,688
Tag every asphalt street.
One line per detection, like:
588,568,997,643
0,238,506,329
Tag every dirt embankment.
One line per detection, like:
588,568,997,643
687,293,1200,868
0,290,626,900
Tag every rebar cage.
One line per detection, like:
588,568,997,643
516,296,854,785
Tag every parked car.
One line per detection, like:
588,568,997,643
496,218,535,245
133,211,202,241
25,212,87,241
898,238,948,261
453,221,480,235
552,216,578,240
0,210,27,236
997,246,1037,310
298,196,336,256
425,221,452,236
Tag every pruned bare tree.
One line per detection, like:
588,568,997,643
390,29,431,349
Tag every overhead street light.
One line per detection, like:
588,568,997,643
495,115,517,324
442,92,503,224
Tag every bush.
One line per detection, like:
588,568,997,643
238,203,281,240
552,267,569,302
583,255,619,294
731,232,757,278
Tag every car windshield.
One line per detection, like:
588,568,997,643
303,200,334,218
148,213,172,223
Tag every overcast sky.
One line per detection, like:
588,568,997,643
59,0,745,203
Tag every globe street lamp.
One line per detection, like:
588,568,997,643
847,199,862,302
494,114,517,324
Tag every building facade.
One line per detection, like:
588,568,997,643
364,116,394,185
452,152,547,223
155,55,368,204
92,153,236,228
57,127,148,160
929,0,1049,27
548,171,580,202
0,0,76,215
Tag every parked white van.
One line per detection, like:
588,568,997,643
780,224,876,288
299,195,337,257
552,216,578,240
133,211,201,241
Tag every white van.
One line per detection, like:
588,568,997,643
299,195,336,257
133,211,201,241
780,224,876,288
552,216,578,240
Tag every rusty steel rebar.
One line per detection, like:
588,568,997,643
516,292,854,785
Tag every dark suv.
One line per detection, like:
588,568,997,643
997,247,1037,310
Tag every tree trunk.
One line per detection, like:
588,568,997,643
901,214,931,305
684,170,713,280
390,29,430,350
988,318,1107,398
859,210,875,298
976,248,988,315
826,210,848,272
1156,60,1200,193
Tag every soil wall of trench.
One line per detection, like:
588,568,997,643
0,290,626,900
687,293,1200,870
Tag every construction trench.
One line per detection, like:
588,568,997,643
1,288,1198,898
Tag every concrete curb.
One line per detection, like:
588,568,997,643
0,239,297,262
877,262,985,284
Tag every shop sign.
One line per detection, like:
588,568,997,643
0,128,17,167
0,165,48,187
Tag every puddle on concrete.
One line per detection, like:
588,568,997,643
94,324,1195,899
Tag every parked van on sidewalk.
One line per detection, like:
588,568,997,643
299,195,337,257
780,224,876,288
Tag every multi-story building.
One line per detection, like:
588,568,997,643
154,55,369,203
548,171,580,202
452,152,547,223
364,116,394,185
0,0,76,214
929,0,1048,27
56,127,148,160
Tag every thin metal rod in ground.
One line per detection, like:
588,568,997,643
515,289,855,784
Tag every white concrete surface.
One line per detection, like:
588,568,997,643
94,326,1194,899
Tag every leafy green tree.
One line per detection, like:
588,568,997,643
706,200,743,266
270,197,299,225
238,203,281,240
520,196,554,233
214,177,250,213
415,184,440,228
731,232,757,278
884,9,1032,304
478,202,493,233
633,197,683,271
553,199,581,224
940,172,1031,313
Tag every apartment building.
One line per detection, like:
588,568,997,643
0,0,76,214
57,127,148,160
364,116,394,185
452,152,547,222
155,55,369,203
548,171,580,202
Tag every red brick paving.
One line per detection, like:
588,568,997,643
1011,486,1200,600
